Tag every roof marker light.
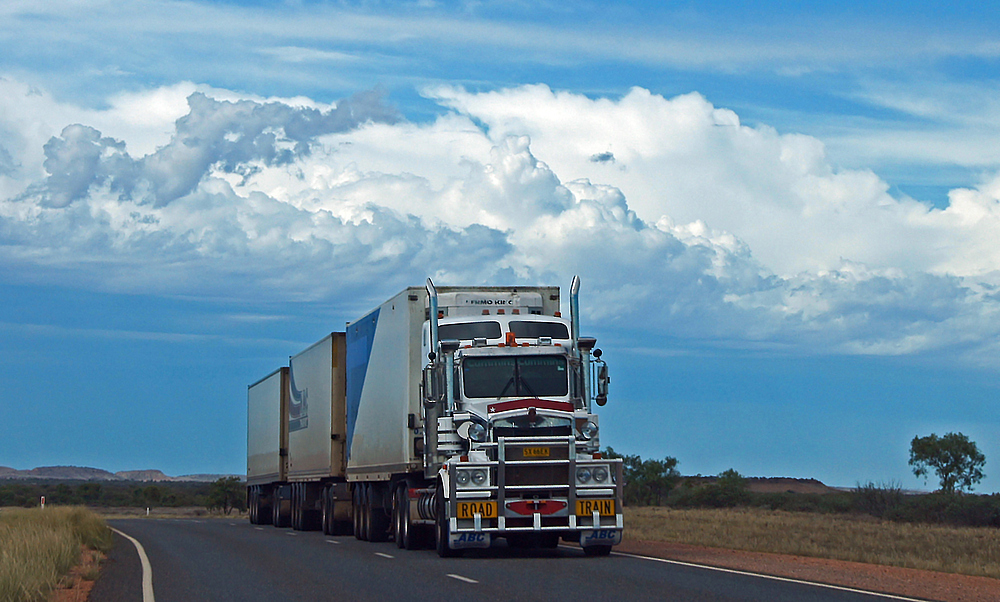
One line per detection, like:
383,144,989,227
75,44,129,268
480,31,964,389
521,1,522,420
497,309,505,315
482,309,490,315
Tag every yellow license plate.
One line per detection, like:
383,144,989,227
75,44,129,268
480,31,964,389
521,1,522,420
456,501,498,519
576,499,615,516
522,447,550,457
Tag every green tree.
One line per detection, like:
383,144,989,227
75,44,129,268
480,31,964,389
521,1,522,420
714,468,751,507
604,447,680,506
909,432,986,494
206,477,246,515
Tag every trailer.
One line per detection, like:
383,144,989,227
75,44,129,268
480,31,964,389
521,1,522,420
247,277,623,556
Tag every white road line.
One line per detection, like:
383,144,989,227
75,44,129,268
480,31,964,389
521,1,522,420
254,527,264,531
604,549,930,602
326,539,340,544
374,552,395,559
446,574,479,584
110,528,155,602
286,532,298,536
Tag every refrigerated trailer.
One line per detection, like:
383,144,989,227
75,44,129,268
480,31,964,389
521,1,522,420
247,277,623,556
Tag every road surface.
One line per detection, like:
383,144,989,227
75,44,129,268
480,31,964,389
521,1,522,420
90,518,923,602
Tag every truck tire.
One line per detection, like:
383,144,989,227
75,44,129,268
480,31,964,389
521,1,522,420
273,486,290,528
394,484,422,550
435,484,461,558
353,485,369,541
393,485,405,549
366,483,391,542
291,484,301,530
248,489,257,524
322,487,333,535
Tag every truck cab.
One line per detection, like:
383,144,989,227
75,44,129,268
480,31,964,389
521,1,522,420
420,279,622,556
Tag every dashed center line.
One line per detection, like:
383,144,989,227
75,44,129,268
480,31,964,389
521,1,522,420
286,532,298,536
254,527,264,531
447,574,479,584
374,552,395,559
326,539,340,544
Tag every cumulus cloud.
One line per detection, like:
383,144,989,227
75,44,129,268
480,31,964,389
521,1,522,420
3,80,1000,363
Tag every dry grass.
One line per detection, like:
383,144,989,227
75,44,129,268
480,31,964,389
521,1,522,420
0,507,113,602
625,506,1000,579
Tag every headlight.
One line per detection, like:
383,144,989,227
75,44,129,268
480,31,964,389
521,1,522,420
580,421,598,440
468,422,487,442
576,464,610,486
470,468,488,486
456,468,490,488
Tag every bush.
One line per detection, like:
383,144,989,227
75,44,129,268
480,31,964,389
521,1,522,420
855,481,904,518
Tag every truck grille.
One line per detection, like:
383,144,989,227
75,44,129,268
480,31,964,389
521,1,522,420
505,463,567,487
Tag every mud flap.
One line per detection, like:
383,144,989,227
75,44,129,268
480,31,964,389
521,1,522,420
580,529,622,547
450,532,491,549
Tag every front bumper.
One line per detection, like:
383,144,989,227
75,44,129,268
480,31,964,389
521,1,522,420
444,435,624,548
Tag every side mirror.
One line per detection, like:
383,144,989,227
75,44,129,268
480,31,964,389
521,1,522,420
595,363,609,406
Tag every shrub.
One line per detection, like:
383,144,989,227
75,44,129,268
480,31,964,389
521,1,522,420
855,481,904,518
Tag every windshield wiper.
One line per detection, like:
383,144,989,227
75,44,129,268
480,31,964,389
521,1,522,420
497,376,515,399
518,376,540,400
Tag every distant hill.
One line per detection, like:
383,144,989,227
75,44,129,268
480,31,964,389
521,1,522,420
0,466,241,482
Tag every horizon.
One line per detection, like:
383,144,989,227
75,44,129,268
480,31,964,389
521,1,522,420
2,1,999,493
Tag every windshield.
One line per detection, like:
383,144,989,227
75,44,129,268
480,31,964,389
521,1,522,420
462,356,568,398
439,321,502,341
509,321,569,339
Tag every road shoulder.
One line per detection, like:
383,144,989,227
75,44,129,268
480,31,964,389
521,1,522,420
88,530,144,602
617,539,999,602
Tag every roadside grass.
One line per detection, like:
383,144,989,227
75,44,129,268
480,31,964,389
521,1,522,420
0,507,113,602
625,506,1000,579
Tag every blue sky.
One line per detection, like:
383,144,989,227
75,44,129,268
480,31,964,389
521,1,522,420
2,1,1000,491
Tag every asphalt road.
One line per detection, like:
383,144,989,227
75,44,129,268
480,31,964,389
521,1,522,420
91,518,919,602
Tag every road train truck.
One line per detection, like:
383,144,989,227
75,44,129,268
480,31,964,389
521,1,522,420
247,277,623,556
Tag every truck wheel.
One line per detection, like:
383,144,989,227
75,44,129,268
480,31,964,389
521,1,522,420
272,486,288,528
291,484,302,531
394,484,421,550
353,486,367,541
393,485,405,549
435,485,461,558
367,484,391,542
321,488,332,535
583,544,612,557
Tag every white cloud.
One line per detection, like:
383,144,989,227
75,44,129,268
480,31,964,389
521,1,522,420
3,80,1000,364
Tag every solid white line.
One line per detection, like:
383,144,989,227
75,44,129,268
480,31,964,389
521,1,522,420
326,539,340,544
446,574,479,584
605,549,930,602
110,528,155,602
374,552,395,559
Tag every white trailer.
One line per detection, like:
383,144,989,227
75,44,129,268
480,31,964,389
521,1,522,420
247,334,352,534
